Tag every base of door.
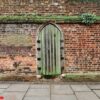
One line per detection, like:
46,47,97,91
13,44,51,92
36,74,62,79
36,73,66,79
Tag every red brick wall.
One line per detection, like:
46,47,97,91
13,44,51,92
61,24,100,72
0,24,38,72
0,23,100,73
0,1,100,74
0,0,99,15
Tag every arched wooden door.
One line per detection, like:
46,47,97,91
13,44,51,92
37,24,64,75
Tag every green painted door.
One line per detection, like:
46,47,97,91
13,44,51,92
37,24,64,75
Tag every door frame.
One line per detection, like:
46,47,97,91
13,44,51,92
36,23,64,75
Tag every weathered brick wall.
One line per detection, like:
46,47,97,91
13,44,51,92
61,24,100,72
0,0,100,74
0,23,100,73
0,24,39,72
0,0,100,15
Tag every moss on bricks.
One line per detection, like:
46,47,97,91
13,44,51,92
0,14,99,24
